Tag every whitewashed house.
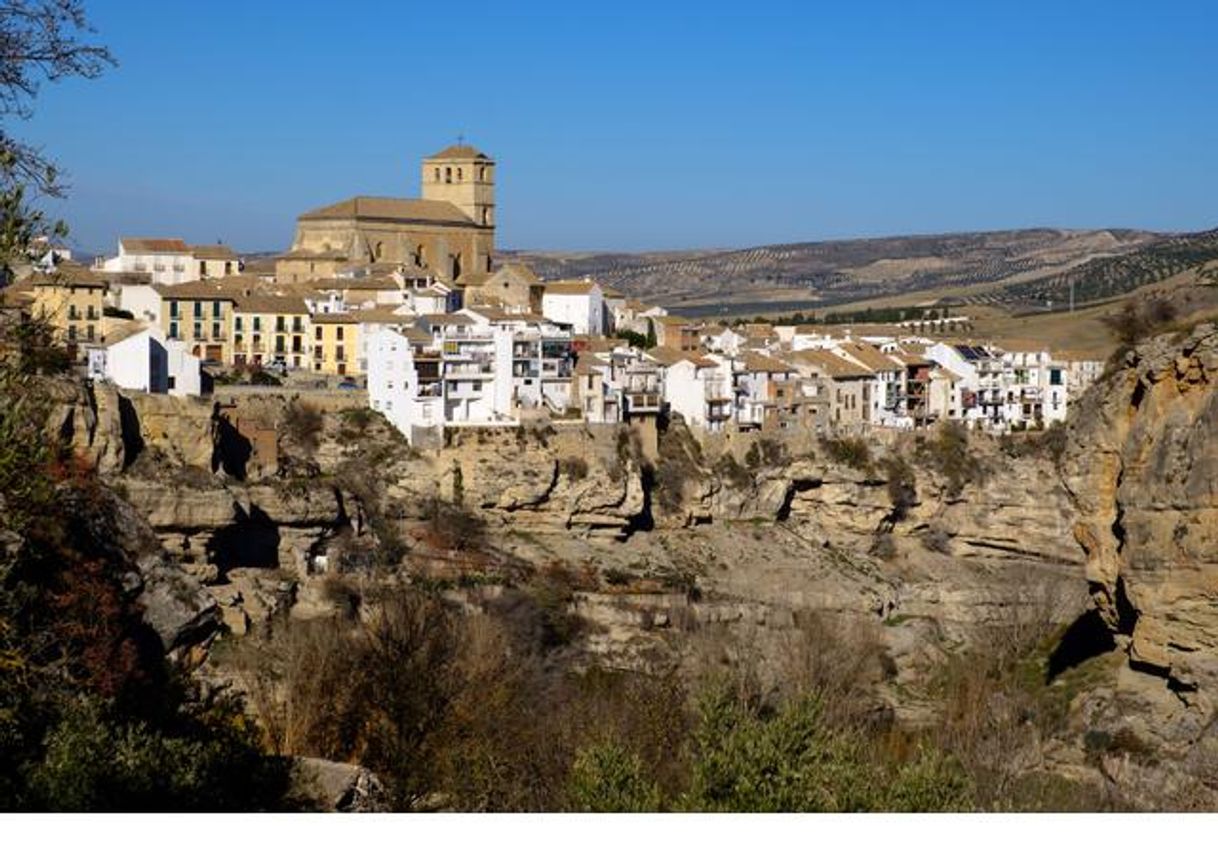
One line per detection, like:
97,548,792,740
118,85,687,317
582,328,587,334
654,350,732,433
98,238,239,286
366,326,444,445
85,324,201,396
541,279,605,335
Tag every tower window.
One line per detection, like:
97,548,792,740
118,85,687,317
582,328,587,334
479,167,486,181
445,167,452,184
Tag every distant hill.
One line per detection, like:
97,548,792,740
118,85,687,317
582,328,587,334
991,227,1218,309
501,228,1165,312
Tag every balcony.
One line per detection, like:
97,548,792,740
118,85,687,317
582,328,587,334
626,391,661,412
446,363,494,378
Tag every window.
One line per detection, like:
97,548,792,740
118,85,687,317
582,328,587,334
193,302,203,319
68,305,79,320
169,321,179,339
199,261,207,277
212,300,222,318
276,316,286,333
293,317,303,333
86,325,95,341
434,167,440,181
167,376,176,390
315,327,322,341
275,336,285,354
313,345,322,359
444,167,452,183
212,322,221,339
224,261,232,275
235,316,243,332
374,241,383,260
170,301,179,318
193,322,203,338
68,326,77,341
336,346,345,361
479,167,486,181
253,316,262,332
336,327,344,341
457,167,463,180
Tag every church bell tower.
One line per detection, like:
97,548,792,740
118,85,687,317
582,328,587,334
421,142,495,230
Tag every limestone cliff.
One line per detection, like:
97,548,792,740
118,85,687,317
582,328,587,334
1061,322,1218,746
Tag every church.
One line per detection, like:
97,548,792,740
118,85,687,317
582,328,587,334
276,144,496,285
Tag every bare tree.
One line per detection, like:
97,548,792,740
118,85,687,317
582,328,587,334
0,0,115,196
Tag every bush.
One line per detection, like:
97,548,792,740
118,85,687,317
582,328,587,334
567,742,662,812
282,401,323,454
918,421,977,498
421,498,485,552
881,454,917,523
248,369,282,387
1103,296,1178,346
559,456,589,481
821,436,872,471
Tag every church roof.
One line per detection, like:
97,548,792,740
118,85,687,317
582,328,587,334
426,144,491,161
298,196,476,227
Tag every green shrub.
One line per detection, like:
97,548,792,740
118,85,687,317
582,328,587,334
567,742,662,812
821,436,872,471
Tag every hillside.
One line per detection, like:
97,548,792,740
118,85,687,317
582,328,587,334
502,228,1161,313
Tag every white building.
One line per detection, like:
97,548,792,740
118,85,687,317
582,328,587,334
98,238,240,286
541,279,605,335
112,282,163,325
85,324,201,396
366,326,443,444
656,351,732,433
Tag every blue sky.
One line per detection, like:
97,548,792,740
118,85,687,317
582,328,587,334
17,0,1218,254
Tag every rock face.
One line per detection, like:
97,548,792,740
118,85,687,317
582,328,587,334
292,758,387,812
1061,323,1218,744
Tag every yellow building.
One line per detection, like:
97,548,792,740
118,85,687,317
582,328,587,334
156,281,237,364
232,294,310,370
310,312,360,377
277,144,495,286
28,264,108,347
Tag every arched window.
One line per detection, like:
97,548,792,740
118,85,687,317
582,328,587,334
445,167,452,184
456,168,463,181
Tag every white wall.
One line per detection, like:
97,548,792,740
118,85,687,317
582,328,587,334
541,288,604,335
165,339,201,396
120,284,161,325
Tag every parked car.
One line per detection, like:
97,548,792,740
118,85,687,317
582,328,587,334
337,379,359,390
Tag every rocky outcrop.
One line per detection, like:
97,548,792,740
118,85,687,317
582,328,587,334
1061,323,1218,745
292,758,387,812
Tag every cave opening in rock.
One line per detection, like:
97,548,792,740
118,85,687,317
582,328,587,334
1046,609,1116,682
206,506,280,571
